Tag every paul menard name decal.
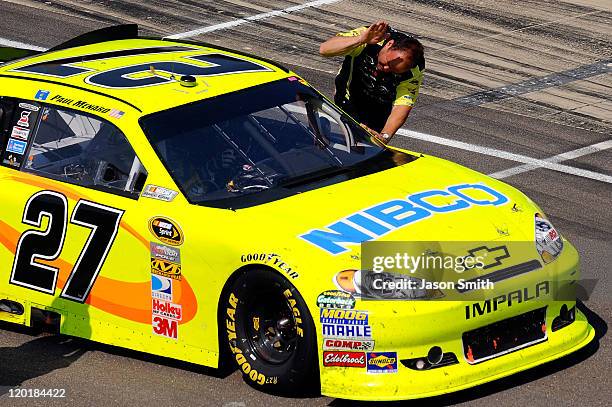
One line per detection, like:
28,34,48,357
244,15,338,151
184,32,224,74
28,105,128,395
49,94,111,113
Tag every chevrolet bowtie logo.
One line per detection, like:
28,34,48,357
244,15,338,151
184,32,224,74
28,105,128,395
467,245,510,270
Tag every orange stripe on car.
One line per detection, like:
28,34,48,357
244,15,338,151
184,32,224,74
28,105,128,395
0,219,196,324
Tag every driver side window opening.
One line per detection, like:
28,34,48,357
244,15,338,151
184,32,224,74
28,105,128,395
24,105,147,196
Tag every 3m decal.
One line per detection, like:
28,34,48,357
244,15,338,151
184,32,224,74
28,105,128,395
148,216,184,246
150,258,182,280
152,299,182,321
323,351,366,367
6,139,27,155
367,352,398,373
9,191,124,302
317,290,356,309
320,309,369,325
323,338,375,351
150,242,181,263
152,315,178,339
151,274,173,301
300,184,509,254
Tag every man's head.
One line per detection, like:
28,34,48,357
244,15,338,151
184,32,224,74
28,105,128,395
377,34,424,74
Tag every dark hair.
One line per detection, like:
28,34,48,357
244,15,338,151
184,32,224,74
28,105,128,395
387,31,425,71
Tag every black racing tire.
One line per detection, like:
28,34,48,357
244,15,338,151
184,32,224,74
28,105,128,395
222,268,319,395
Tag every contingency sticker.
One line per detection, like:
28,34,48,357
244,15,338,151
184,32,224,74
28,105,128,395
366,352,398,373
148,216,184,246
317,290,356,309
141,185,178,202
10,126,30,141
151,274,173,302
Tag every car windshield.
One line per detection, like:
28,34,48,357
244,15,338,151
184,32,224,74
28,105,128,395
140,78,395,206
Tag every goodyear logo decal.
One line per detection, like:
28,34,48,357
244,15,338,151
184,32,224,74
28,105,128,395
300,183,509,254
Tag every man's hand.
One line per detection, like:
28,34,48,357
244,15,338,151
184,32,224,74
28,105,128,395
319,21,390,57
360,123,389,145
359,21,390,45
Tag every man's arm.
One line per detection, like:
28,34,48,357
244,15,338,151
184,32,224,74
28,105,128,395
380,105,412,138
319,21,389,57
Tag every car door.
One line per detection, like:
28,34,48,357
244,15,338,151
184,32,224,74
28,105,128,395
0,97,155,340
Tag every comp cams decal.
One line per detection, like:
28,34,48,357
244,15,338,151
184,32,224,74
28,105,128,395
300,183,509,254
148,216,184,246
323,338,375,351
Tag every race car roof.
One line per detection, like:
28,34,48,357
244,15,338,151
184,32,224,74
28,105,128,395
0,37,292,115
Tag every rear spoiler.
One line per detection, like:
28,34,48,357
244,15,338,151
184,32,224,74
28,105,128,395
0,46,42,64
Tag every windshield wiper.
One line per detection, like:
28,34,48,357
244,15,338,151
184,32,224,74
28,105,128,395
278,166,352,188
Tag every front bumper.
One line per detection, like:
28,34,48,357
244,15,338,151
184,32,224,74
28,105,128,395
320,305,593,400
318,243,595,400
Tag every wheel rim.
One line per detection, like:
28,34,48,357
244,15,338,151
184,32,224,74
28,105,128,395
245,288,298,365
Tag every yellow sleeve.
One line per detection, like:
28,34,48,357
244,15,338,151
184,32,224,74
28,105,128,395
336,26,367,57
394,67,424,107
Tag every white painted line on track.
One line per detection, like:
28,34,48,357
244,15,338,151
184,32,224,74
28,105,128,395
489,139,612,179
0,37,46,51
396,129,612,184
166,0,342,39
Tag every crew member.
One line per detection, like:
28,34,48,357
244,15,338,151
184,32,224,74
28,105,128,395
319,21,425,143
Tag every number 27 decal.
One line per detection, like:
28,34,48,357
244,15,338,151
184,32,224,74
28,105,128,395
10,190,124,303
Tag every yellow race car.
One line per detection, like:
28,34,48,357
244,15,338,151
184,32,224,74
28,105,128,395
0,25,594,400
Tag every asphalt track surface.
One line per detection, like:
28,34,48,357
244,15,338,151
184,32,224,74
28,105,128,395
0,1,610,406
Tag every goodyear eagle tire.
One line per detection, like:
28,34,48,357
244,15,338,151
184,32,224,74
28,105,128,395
223,269,319,395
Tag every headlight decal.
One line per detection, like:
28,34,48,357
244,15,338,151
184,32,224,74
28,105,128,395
534,213,564,263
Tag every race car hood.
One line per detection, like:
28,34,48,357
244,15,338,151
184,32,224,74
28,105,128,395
238,151,539,266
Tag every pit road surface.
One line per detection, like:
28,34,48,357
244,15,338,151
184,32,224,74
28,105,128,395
0,0,610,406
